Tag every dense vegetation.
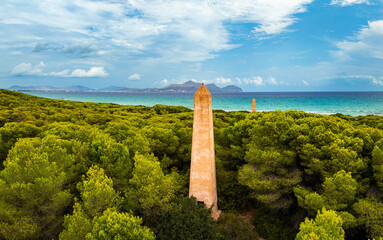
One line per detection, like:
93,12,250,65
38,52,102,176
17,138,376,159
0,89,382,240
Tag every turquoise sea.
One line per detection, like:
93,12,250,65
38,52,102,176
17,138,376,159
24,91,383,116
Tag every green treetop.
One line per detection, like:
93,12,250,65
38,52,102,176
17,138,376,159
296,208,345,240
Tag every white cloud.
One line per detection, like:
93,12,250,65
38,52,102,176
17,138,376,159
49,69,70,77
11,62,45,76
340,75,383,86
212,0,314,36
1,0,314,62
215,77,232,84
233,76,279,85
161,79,169,85
371,77,383,86
128,73,141,80
302,80,310,86
243,76,264,85
70,67,108,77
279,81,290,86
33,42,107,56
10,62,108,78
334,20,383,61
268,77,278,85
330,0,369,6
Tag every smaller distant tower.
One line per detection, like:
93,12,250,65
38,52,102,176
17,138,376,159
252,98,256,112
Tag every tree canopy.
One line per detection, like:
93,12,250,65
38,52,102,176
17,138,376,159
0,89,382,240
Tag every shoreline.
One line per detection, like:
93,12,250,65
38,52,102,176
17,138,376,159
15,90,383,117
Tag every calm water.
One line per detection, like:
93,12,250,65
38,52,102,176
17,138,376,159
25,91,383,116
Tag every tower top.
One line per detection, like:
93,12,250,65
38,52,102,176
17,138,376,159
195,83,211,97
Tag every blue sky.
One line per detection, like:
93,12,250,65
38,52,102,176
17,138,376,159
1,0,383,91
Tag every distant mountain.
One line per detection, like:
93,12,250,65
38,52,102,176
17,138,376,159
120,81,243,93
221,85,243,93
7,81,242,93
160,81,242,93
64,85,93,91
98,86,126,91
8,85,50,91
8,85,93,91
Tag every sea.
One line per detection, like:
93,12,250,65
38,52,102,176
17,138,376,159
24,91,383,117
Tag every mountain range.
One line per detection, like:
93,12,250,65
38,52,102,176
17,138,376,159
8,81,242,93
8,85,93,92
117,81,242,93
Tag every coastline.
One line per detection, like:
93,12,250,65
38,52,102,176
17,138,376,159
17,90,383,117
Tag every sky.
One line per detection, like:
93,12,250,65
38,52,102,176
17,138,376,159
1,0,383,91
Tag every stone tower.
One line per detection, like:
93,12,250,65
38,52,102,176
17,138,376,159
189,83,221,219
252,98,256,112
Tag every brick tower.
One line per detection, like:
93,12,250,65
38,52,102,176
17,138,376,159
189,83,221,220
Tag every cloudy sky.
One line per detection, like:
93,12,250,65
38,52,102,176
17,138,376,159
1,0,383,91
